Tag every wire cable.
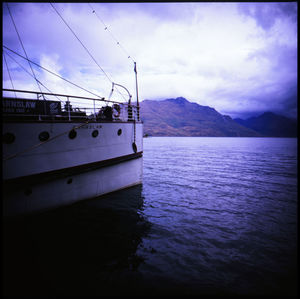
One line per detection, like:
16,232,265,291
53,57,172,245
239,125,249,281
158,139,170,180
3,121,90,161
3,52,17,98
87,3,139,106
50,3,113,84
3,45,105,100
88,3,135,63
5,2,44,96
3,49,63,103
50,3,127,102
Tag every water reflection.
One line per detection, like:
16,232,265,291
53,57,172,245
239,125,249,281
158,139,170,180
3,184,151,296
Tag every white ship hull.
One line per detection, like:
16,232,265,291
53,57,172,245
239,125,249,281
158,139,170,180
3,2,144,217
3,157,142,217
3,121,143,217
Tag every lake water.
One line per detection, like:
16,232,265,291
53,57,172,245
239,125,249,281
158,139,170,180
3,137,298,296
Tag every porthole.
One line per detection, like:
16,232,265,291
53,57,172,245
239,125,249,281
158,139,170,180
69,129,77,139
92,130,99,138
117,129,122,136
132,142,137,153
67,178,73,184
3,132,15,144
39,131,50,142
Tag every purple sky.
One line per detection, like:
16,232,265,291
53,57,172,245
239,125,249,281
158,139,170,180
2,2,297,119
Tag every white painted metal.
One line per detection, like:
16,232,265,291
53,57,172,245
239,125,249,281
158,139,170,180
3,157,143,217
3,121,143,216
3,122,143,180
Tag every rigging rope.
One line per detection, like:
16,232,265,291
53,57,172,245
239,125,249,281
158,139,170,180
50,3,127,102
50,3,113,85
3,45,105,100
5,2,44,97
88,3,135,63
87,3,139,109
3,121,90,162
3,49,63,103
3,52,17,98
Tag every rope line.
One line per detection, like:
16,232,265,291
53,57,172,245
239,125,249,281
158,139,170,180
6,2,44,96
3,121,90,161
50,3,113,84
88,3,135,63
50,3,113,83
3,52,17,98
50,3,127,102
3,49,63,103
3,45,105,100
87,3,139,106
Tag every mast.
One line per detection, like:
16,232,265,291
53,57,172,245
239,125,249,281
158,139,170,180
134,62,140,121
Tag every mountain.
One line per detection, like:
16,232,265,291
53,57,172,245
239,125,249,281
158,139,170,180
140,97,261,137
234,112,298,137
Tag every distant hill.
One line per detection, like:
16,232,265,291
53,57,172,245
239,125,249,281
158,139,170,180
234,112,298,137
140,97,261,137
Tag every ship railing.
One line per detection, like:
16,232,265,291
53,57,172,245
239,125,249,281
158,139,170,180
2,89,140,122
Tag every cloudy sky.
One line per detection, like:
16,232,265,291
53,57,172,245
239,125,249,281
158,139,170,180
2,2,297,119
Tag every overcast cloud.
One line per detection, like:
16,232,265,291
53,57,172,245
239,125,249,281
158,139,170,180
2,2,297,119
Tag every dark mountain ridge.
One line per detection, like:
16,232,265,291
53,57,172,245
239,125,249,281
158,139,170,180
140,97,297,137
234,112,298,137
140,97,261,137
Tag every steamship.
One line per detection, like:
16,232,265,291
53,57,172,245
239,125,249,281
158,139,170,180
2,88,143,217
2,4,143,217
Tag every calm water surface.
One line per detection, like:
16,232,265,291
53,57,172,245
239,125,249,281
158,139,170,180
3,137,298,296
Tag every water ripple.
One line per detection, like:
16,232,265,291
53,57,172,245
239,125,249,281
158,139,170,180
140,137,297,295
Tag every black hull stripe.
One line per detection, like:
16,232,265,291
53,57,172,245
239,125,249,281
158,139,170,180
4,151,143,187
